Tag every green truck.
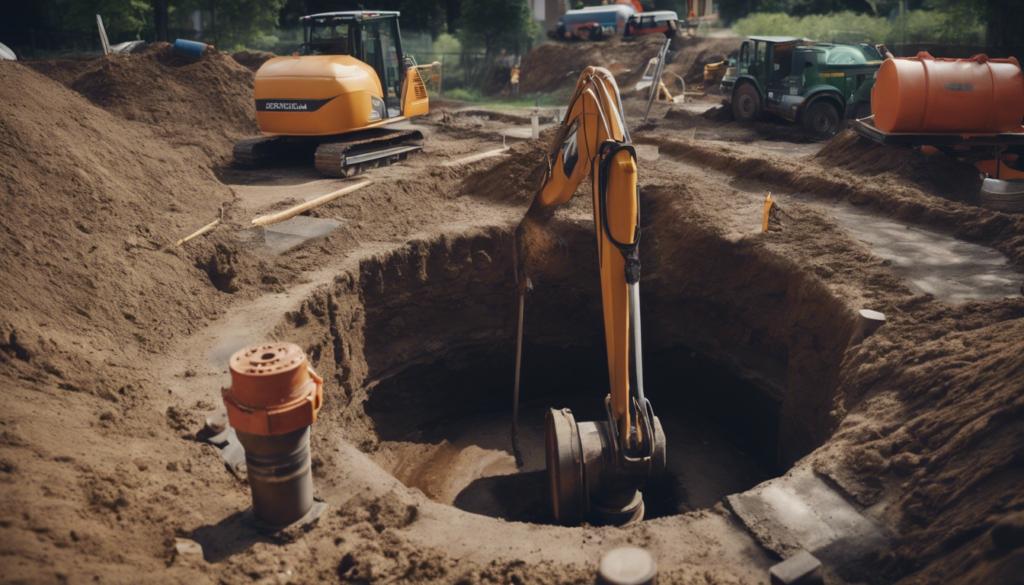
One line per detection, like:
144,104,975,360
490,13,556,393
720,36,884,139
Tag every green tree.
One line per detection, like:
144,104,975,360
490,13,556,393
180,0,287,49
457,0,539,57
931,0,1024,50
62,0,154,40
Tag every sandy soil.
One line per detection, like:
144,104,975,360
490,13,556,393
2,38,1024,585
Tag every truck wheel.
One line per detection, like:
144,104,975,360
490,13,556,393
804,101,841,140
732,83,762,122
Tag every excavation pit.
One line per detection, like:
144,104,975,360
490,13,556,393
326,221,850,528
366,345,781,524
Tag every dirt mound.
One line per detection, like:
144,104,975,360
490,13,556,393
26,42,257,166
663,36,743,88
519,35,665,94
232,49,276,72
0,61,235,383
664,104,732,124
641,135,1024,266
459,136,548,203
816,130,982,202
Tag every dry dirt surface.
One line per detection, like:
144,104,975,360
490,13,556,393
25,43,258,166
518,34,741,98
518,35,666,95
662,36,743,88
232,50,277,72
2,43,1024,585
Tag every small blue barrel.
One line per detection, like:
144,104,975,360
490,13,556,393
173,39,210,59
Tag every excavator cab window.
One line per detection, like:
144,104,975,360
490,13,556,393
361,17,404,117
305,17,356,56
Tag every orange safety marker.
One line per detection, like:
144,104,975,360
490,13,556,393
762,191,774,233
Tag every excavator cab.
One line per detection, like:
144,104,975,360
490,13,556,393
301,12,407,117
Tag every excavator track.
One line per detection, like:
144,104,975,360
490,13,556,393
233,128,424,176
232,136,317,167
314,128,425,177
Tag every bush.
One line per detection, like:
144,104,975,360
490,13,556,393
433,33,462,56
442,88,483,102
732,10,984,46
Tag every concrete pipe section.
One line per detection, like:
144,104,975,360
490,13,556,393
223,343,324,528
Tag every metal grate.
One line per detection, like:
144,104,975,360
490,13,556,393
411,69,428,100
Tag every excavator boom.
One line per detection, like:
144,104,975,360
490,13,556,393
515,67,665,525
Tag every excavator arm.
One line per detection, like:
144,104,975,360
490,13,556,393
514,68,663,525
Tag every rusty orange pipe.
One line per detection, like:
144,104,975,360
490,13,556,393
223,343,323,527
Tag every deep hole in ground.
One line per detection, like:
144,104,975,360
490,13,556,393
365,343,781,524
316,221,822,526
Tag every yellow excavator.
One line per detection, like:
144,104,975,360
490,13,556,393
233,11,430,176
513,66,666,526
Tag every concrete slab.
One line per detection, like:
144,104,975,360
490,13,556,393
770,550,823,585
726,467,889,581
261,215,342,255
828,204,1022,303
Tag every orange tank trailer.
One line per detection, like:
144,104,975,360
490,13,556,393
872,53,1024,135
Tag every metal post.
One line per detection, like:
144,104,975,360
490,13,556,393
96,15,111,55
511,289,526,466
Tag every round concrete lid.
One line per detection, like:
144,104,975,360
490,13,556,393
598,547,657,585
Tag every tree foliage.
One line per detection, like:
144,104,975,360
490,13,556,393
61,0,154,39
178,0,287,49
279,0,461,39
930,0,1024,49
457,0,539,57
732,9,984,45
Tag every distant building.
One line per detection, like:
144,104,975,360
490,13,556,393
529,0,568,33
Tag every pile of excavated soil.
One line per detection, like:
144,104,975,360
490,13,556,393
816,130,983,202
662,36,742,88
518,35,665,94
639,135,1024,267
633,127,1024,583
231,49,275,72
0,62,265,580
458,136,549,203
0,62,238,372
814,297,1024,584
25,42,257,165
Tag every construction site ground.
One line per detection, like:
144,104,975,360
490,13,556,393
2,40,1024,585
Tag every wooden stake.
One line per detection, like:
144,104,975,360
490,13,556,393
176,218,220,247
251,180,371,227
444,148,509,167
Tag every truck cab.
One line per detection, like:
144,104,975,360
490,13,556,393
721,36,882,139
